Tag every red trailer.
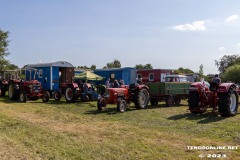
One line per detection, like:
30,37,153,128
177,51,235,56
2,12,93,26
136,69,173,83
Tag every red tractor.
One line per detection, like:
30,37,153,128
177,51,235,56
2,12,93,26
7,69,49,103
97,83,149,112
188,81,239,117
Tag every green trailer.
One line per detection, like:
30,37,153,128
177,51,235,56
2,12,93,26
148,75,192,106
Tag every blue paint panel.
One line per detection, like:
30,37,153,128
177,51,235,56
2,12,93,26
52,67,60,91
94,68,136,85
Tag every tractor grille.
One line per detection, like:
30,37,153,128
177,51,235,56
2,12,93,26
33,83,41,92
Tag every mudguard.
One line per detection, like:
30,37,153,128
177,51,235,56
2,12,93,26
218,83,237,93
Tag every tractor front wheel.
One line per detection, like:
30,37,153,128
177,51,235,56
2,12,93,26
42,91,50,103
19,91,27,103
54,91,61,101
65,87,76,103
8,83,19,100
134,88,149,109
97,97,107,111
117,99,127,112
218,88,239,117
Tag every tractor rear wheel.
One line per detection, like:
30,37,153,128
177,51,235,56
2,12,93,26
188,91,201,114
65,87,76,103
166,96,174,107
54,91,61,101
97,97,107,111
8,83,19,100
218,89,239,117
117,99,127,112
134,88,149,109
42,91,50,103
19,91,27,103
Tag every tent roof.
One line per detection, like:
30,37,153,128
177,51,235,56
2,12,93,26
74,71,104,81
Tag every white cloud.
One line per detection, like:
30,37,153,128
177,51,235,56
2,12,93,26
173,20,207,31
218,47,225,51
225,15,239,23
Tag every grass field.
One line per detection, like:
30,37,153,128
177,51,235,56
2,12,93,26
0,97,239,160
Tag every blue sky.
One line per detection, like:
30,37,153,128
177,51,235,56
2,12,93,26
1,0,240,74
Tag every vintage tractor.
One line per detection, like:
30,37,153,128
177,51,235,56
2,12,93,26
0,79,8,96
7,69,50,103
188,81,239,117
97,83,149,112
62,82,99,103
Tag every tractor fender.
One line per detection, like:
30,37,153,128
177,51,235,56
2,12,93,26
67,83,79,89
218,83,237,93
137,85,149,91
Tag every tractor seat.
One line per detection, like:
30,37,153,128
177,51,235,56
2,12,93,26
210,82,219,92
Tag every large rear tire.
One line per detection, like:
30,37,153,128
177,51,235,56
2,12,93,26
8,83,19,100
117,99,127,112
188,91,201,114
218,89,239,117
134,88,149,109
65,87,76,103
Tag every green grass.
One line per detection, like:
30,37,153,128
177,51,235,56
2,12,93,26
0,97,239,159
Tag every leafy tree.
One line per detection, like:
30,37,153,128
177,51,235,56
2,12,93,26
105,59,121,68
90,65,96,70
222,64,240,84
76,64,96,70
173,67,194,74
135,63,153,69
215,54,240,74
0,29,15,72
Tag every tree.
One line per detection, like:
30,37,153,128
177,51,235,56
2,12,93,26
0,29,12,72
173,67,194,74
105,59,121,68
215,54,240,74
135,63,153,69
222,64,240,84
90,65,96,70
198,64,204,77
76,64,96,70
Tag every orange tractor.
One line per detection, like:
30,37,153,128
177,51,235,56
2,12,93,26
97,83,149,112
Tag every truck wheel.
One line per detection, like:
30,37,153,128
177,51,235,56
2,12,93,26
174,97,181,106
42,91,50,103
150,98,158,106
218,89,239,117
19,91,27,103
65,87,76,103
117,99,127,112
166,96,174,107
8,83,19,100
188,91,201,114
97,97,107,111
134,88,149,109
54,91,61,101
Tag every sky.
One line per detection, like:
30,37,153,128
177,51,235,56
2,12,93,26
1,0,240,74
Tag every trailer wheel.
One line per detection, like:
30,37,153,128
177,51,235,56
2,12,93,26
165,96,174,107
54,91,61,101
8,83,19,100
97,97,107,111
65,87,76,103
117,99,127,112
134,88,149,109
218,89,239,117
150,98,158,106
42,91,50,103
188,91,201,114
174,97,181,106
19,91,27,103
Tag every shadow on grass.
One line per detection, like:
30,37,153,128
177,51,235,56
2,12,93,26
84,105,137,115
167,112,227,124
148,103,188,109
